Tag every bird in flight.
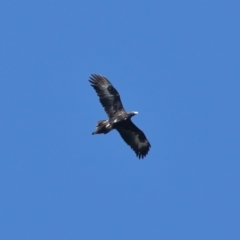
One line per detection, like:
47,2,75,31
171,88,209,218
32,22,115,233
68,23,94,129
89,74,151,159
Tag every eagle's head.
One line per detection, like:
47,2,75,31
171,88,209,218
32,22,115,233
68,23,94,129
130,111,138,117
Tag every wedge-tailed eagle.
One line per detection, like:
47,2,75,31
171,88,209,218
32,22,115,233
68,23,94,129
89,74,151,159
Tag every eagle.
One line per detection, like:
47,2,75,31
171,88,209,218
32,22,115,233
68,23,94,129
89,74,151,159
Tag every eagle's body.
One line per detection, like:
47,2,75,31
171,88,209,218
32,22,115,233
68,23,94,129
89,74,151,159
92,111,137,134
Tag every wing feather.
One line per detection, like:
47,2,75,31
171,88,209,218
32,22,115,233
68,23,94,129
116,120,151,159
89,74,125,118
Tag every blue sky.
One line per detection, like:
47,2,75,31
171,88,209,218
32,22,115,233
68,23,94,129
1,1,240,239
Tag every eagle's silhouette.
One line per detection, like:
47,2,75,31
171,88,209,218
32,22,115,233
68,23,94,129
89,74,151,159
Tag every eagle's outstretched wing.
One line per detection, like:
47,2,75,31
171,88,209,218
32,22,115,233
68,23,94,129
116,119,151,159
89,74,125,118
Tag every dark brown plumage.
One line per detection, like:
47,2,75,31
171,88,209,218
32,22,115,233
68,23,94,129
89,74,151,159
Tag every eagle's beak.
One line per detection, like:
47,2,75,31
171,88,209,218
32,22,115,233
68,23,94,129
133,111,138,115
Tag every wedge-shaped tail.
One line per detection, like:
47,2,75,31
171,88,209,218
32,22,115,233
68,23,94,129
92,120,112,135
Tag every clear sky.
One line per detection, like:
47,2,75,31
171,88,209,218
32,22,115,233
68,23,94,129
1,1,240,239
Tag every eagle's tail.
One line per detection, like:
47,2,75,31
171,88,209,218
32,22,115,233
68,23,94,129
92,120,112,135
